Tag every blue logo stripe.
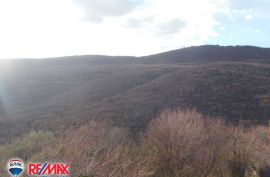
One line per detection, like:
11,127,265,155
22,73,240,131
38,163,47,175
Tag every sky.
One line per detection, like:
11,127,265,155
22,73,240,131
0,0,269,59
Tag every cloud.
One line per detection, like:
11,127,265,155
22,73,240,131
126,17,154,28
120,0,232,43
229,8,255,21
245,14,253,20
0,0,245,58
158,19,186,35
71,0,142,22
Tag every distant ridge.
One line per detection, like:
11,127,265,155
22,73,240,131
142,45,270,63
4,45,270,64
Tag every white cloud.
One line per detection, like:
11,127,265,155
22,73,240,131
230,8,255,21
157,19,186,35
0,0,233,59
245,14,253,20
71,0,142,22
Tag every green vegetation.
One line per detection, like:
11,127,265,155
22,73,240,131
1,110,269,177
0,131,55,161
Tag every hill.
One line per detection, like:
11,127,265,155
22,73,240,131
0,45,270,143
142,45,270,63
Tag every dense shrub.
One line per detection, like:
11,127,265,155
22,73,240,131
30,121,152,177
0,131,55,161
0,111,269,177
145,110,270,177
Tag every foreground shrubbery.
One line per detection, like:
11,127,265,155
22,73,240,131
145,110,270,177
0,110,269,177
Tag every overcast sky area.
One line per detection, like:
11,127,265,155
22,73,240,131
0,0,269,59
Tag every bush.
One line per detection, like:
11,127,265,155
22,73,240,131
145,109,270,177
0,131,55,161
34,120,152,177
0,111,269,177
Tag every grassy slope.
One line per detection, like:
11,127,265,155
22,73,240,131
0,45,270,143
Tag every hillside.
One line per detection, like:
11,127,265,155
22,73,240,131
0,45,270,143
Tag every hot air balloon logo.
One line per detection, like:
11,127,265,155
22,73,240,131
7,159,24,177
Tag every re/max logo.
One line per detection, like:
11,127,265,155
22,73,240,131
28,163,70,176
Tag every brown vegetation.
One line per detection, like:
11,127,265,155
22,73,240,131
1,46,270,144
0,110,269,177
145,110,270,177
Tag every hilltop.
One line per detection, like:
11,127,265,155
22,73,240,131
0,45,270,143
